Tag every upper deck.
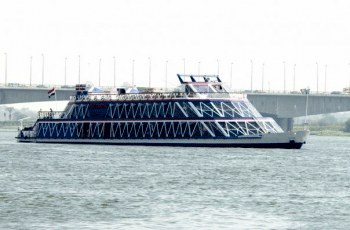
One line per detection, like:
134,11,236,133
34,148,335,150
70,91,246,102
70,74,245,102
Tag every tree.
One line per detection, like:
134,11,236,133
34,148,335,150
13,108,37,120
5,107,14,120
344,119,350,132
318,114,337,126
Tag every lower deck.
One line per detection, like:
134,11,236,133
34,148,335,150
17,130,309,149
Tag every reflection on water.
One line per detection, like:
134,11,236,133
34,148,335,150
0,131,349,229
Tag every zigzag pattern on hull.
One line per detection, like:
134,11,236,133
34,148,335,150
36,119,282,139
60,100,265,120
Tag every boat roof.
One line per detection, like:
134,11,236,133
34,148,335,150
177,74,222,84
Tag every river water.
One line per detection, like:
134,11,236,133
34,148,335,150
0,130,349,229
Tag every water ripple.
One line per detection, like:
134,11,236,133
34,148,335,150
0,132,349,229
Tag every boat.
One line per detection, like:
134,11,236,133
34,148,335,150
17,74,309,148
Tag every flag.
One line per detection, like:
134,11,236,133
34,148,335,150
48,88,56,98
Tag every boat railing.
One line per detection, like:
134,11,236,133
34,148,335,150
38,111,66,120
70,92,247,102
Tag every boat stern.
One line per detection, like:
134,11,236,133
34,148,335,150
16,126,37,143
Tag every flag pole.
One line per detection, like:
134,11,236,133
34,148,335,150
55,88,57,112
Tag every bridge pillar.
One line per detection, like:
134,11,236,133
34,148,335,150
274,117,294,132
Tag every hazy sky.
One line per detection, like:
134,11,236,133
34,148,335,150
1,0,350,94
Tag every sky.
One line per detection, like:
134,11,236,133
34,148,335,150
1,0,350,101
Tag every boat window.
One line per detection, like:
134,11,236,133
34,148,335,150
185,85,195,93
192,85,215,93
245,102,262,117
221,83,234,93
211,84,227,93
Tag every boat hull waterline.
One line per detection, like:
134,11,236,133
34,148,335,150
17,131,309,149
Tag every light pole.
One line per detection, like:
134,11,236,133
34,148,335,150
262,63,265,91
217,59,219,75
165,61,168,91
78,55,80,84
283,61,286,94
99,59,101,87
148,57,151,88
113,56,116,88
132,60,135,86
316,62,318,94
5,53,7,86
325,65,327,92
183,59,185,74
30,56,32,87
198,62,201,75
293,64,296,92
64,57,67,85
349,63,350,89
41,54,44,85
250,60,253,92
230,63,233,89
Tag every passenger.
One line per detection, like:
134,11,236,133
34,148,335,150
50,108,54,119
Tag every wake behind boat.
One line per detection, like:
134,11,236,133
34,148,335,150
17,74,309,148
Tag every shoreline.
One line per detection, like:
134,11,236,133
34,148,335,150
293,124,350,137
0,128,18,132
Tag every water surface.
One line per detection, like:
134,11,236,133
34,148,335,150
0,131,349,229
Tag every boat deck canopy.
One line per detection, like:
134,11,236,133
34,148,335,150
177,74,222,83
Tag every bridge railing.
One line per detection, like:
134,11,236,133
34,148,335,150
1,83,350,96
231,89,350,96
0,83,167,91
69,92,247,102
0,83,76,90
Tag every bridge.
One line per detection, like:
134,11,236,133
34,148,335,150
1,86,350,132
248,94,350,131
0,87,75,104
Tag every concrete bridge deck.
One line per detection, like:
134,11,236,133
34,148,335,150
1,87,349,131
248,93,350,131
